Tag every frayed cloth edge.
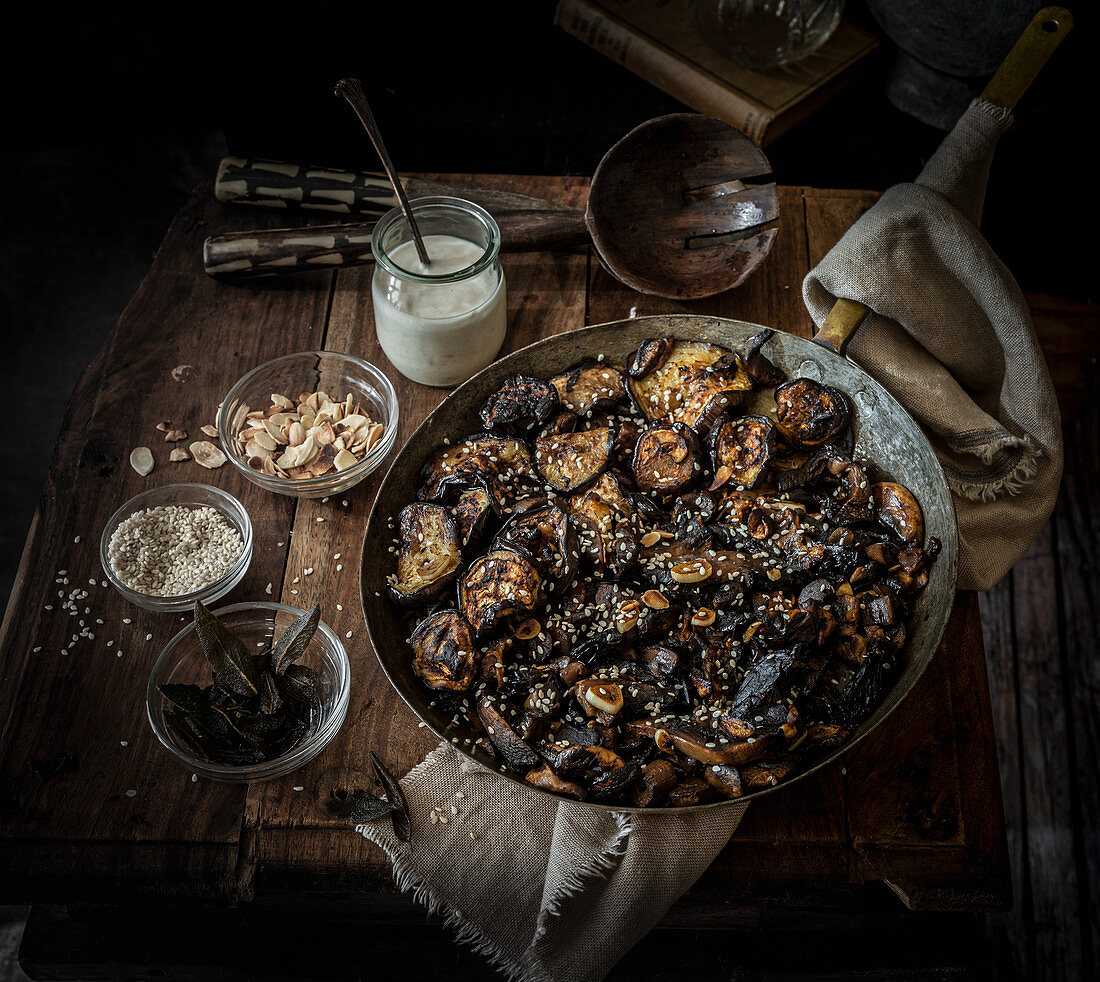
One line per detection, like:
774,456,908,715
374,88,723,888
946,440,1043,502
357,821,545,982
533,811,633,932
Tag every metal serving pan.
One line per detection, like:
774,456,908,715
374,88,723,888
359,313,958,811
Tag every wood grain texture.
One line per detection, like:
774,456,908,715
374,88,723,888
0,176,1016,924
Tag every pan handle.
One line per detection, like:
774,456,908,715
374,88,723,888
811,297,870,356
981,6,1073,111
811,7,1072,357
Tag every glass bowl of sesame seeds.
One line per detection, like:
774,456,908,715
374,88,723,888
99,483,253,612
146,601,350,782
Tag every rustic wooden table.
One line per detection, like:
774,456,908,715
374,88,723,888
5,173,1075,980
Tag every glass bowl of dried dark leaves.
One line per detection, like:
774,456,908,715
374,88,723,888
146,600,350,782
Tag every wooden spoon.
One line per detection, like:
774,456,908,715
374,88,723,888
206,113,778,299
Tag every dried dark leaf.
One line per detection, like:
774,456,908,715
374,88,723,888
324,787,399,824
271,603,321,676
370,750,411,844
162,708,213,761
158,683,234,741
258,670,284,715
212,704,288,751
194,601,259,698
277,664,319,705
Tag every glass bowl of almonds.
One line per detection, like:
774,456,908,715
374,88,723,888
217,351,399,499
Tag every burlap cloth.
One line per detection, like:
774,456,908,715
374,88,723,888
355,96,1062,981
357,742,746,982
803,98,1063,590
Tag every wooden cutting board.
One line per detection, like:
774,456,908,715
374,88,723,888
0,175,1011,922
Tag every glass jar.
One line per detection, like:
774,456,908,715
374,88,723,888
371,196,507,388
694,0,845,71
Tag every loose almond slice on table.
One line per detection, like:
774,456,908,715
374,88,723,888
191,441,227,469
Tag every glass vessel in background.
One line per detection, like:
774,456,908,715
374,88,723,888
694,0,845,70
371,196,507,388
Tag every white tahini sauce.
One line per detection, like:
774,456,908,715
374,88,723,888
372,234,506,387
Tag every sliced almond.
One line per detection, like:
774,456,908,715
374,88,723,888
670,559,713,584
130,447,154,476
640,530,662,548
169,447,191,462
314,420,336,445
155,420,172,432
334,449,359,471
165,428,187,442
262,418,284,442
200,424,219,438
190,441,227,469
642,589,669,610
270,393,294,410
252,430,278,452
286,420,306,447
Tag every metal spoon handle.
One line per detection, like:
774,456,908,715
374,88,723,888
334,77,431,266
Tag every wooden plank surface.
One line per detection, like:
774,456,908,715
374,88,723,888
0,176,1010,919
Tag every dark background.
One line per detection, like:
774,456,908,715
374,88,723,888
0,3,1093,978
0,0,1089,610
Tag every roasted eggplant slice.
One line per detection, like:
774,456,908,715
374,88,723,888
479,374,559,433
410,609,477,691
419,434,534,501
388,503,463,605
632,422,702,499
708,413,776,492
627,340,752,428
534,427,611,492
493,503,579,591
549,361,627,414
872,481,925,545
775,378,851,449
459,548,542,635
449,480,502,549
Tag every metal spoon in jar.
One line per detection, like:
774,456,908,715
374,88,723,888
334,77,431,267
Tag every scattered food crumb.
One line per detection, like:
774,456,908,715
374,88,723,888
124,789,137,798
171,364,195,382
293,786,304,792
120,740,128,747
265,583,273,594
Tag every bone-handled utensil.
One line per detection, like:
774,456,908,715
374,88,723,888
334,77,430,266
214,157,578,216
203,209,591,279
812,5,1074,357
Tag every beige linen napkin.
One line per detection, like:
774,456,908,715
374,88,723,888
803,98,1063,591
356,741,747,982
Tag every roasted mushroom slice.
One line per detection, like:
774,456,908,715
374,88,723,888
627,337,674,379
479,374,559,433
388,503,463,605
872,481,925,546
493,503,579,592
774,378,851,449
742,329,785,386
632,422,702,499
704,763,745,799
409,609,477,691
419,434,533,500
524,763,585,799
549,361,627,414
460,549,542,635
534,427,611,492
629,759,677,807
476,696,541,771
708,413,776,492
